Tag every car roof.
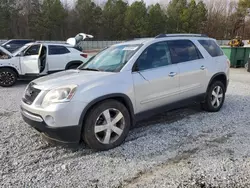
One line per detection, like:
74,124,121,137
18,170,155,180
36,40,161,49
112,34,214,47
26,42,73,47
38,42,73,47
114,38,154,46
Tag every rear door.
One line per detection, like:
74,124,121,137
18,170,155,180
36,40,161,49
47,45,70,71
132,41,180,113
167,40,207,99
20,44,42,74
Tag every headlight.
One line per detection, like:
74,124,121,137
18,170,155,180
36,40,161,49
41,85,77,108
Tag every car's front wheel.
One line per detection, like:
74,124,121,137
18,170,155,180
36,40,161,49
202,81,225,112
83,100,131,150
0,68,17,87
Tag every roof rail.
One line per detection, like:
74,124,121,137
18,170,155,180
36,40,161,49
155,33,208,38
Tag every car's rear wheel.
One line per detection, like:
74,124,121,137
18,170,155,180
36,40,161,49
83,100,131,150
202,81,225,112
0,68,17,87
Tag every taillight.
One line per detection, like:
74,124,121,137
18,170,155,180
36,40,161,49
80,54,88,58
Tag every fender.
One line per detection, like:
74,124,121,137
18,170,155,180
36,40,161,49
65,60,83,69
206,72,228,93
78,93,135,132
0,65,20,76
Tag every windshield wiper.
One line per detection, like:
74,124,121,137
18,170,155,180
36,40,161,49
80,68,100,71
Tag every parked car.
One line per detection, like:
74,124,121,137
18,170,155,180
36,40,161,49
21,34,230,151
1,39,35,53
0,33,94,87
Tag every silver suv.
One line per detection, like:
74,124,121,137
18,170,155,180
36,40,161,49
20,34,230,150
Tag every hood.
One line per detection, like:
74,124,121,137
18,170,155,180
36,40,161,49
0,46,13,57
32,69,115,90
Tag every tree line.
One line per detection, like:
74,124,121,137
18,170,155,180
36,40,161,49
0,0,250,41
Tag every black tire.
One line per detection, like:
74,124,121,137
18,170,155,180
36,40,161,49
68,64,80,69
0,68,17,87
83,99,131,151
202,81,225,112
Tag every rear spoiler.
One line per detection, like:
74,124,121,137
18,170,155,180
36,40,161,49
66,33,93,46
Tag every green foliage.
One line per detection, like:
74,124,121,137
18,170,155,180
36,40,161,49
0,0,18,38
147,3,166,36
103,0,128,40
76,0,103,38
40,0,67,40
124,1,148,38
0,0,249,40
166,0,207,33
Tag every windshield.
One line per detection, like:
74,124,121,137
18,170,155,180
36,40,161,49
12,43,32,56
79,44,141,72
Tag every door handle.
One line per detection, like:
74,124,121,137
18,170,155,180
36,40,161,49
169,72,177,77
200,65,206,70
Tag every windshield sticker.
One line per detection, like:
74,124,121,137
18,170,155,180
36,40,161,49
123,46,138,51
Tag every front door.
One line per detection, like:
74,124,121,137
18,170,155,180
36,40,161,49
20,44,42,74
167,39,207,99
132,41,180,114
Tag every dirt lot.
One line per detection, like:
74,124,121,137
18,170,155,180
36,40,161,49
1,68,250,188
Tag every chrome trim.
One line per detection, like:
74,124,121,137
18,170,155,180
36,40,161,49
21,109,43,122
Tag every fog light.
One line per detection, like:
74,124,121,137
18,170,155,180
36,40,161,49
44,115,55,126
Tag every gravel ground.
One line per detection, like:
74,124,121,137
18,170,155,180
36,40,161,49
1,68,250,188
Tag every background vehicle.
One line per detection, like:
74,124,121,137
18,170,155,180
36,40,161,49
21,34,230,151
0,33,93,87
1,39,35,53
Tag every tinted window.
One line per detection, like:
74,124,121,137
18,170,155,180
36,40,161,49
198,40,223,57
167,40,203,64
48,45,70,55
25,45,41,56
136,42,172,71
6,40,32,45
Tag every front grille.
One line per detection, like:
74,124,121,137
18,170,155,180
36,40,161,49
22,83,41,105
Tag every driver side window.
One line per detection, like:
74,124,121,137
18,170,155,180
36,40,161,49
135,41,172,71
25,45,40,56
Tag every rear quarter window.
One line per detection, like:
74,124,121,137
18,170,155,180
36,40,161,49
198,40,224,57
48,45,70,55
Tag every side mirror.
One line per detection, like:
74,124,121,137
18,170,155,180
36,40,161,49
6,44,11,48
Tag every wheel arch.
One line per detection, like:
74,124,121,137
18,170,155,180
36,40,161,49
0,66,19,77
65,60,83,69
78,93,135,134
207,72,228,93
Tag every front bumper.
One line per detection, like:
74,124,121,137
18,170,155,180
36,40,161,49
21,108,81,144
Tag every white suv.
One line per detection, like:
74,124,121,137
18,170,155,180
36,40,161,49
0,33,94,87
20,34,230,151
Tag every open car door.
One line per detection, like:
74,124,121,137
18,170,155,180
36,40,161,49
20,44,42,74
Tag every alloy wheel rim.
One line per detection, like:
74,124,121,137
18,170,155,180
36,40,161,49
94,108,125,144
0,72,15,86
211,86,223,108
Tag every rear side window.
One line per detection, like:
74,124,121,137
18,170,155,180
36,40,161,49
48,45,70,55
167,40,203,64
198,40,223,57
